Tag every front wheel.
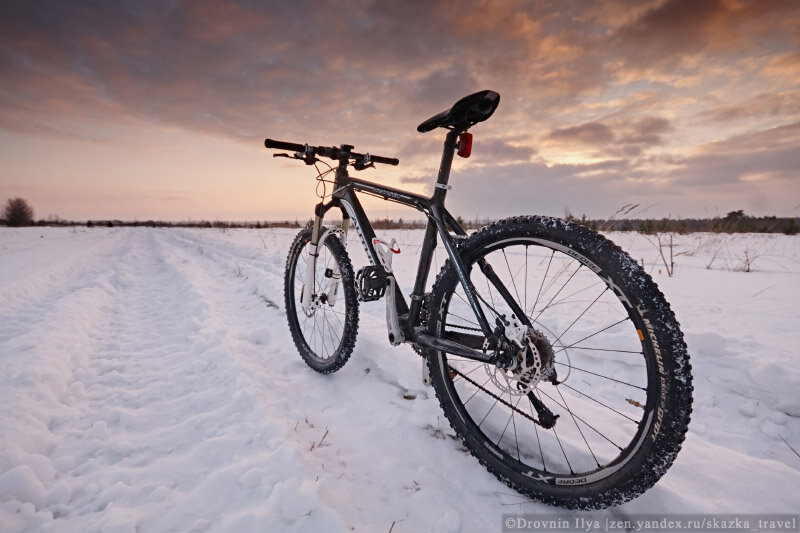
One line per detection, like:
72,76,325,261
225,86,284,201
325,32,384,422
425,216,692,509
285,225,359,373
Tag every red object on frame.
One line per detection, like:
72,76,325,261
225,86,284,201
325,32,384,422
457,132,473,158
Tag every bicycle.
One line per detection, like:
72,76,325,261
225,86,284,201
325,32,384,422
264,90,692,509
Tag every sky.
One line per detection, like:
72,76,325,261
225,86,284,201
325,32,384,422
1,0,799,222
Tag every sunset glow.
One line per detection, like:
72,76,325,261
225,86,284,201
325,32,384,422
1,0,798,221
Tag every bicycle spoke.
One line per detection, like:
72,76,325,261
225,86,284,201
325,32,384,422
448,359,484,380
556,385,601,469
502,249,523,308
557,382,640,424
539,389,574,474
552,317,631,355
524,246,529,314
538,387,624,451
477,393,501,427
529,397,547,472
531,250,554,316
553,361,646,390
322,310,339,356
552,345,642,355
465,374,496,407
532,264,583,324
551,286,609,346
538,279,606,314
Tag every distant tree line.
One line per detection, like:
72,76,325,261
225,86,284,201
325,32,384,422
565,209,798,235
83,219,307,229
2,198,797,235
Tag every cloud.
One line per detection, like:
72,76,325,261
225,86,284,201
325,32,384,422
546,116,672,157
549,122,615,146
698,91,800,122
610,0,798,71
472,138,537,163
764,51,800,82
667,121,800,188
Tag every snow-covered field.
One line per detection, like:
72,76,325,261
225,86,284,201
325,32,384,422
1,226,798,532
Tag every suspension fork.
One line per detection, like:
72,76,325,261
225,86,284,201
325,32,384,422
301,202,349,315
325,217,349,305
300,212,323,313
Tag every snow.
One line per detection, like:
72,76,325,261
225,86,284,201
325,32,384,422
1,226,798,531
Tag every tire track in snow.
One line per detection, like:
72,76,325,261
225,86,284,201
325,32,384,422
153,229,508,532
1,230,347,532
1,230,146,530
0,229,129,346
157,227,290,309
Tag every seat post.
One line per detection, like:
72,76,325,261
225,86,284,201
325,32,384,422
432,129,461,204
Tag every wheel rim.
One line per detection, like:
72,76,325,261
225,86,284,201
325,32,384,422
436,237,656,483
290,238,349,362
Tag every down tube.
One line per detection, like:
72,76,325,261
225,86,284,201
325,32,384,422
336,189,383,269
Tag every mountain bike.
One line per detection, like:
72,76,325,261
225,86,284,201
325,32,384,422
264,90,692,509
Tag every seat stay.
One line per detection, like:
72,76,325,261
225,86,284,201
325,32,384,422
477,257,532,329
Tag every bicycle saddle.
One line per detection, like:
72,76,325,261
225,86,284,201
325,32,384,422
417,90,500,133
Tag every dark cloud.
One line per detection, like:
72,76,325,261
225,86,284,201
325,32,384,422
472,138,537,163
547,116,672,157
622,117,672,145
611,0,799,71
549,122,615,146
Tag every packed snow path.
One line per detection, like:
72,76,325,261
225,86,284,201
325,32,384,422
1,227,798,531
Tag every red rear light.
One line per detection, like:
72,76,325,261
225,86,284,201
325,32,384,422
457,132,473,158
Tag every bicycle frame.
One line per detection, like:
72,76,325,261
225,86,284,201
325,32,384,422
304,130,529,365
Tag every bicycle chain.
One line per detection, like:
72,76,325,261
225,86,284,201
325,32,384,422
448,366,544,427
445,323,484,332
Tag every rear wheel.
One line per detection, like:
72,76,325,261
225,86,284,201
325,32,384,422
425,216,692,509
285,226,359,373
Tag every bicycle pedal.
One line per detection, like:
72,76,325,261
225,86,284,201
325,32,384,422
356,266,387,301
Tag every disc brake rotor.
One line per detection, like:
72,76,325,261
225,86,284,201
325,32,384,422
484,325,553,396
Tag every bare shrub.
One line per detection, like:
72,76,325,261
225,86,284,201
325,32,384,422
3,198,34,226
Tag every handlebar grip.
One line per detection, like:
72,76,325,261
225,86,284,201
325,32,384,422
265,138,306,152
371,155,400,166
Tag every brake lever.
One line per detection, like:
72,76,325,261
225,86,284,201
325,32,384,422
353,153,375,171
273,153,319,165
353,161,375,171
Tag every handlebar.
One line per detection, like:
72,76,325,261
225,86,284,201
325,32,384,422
265,138,399,168
264,139,306,152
